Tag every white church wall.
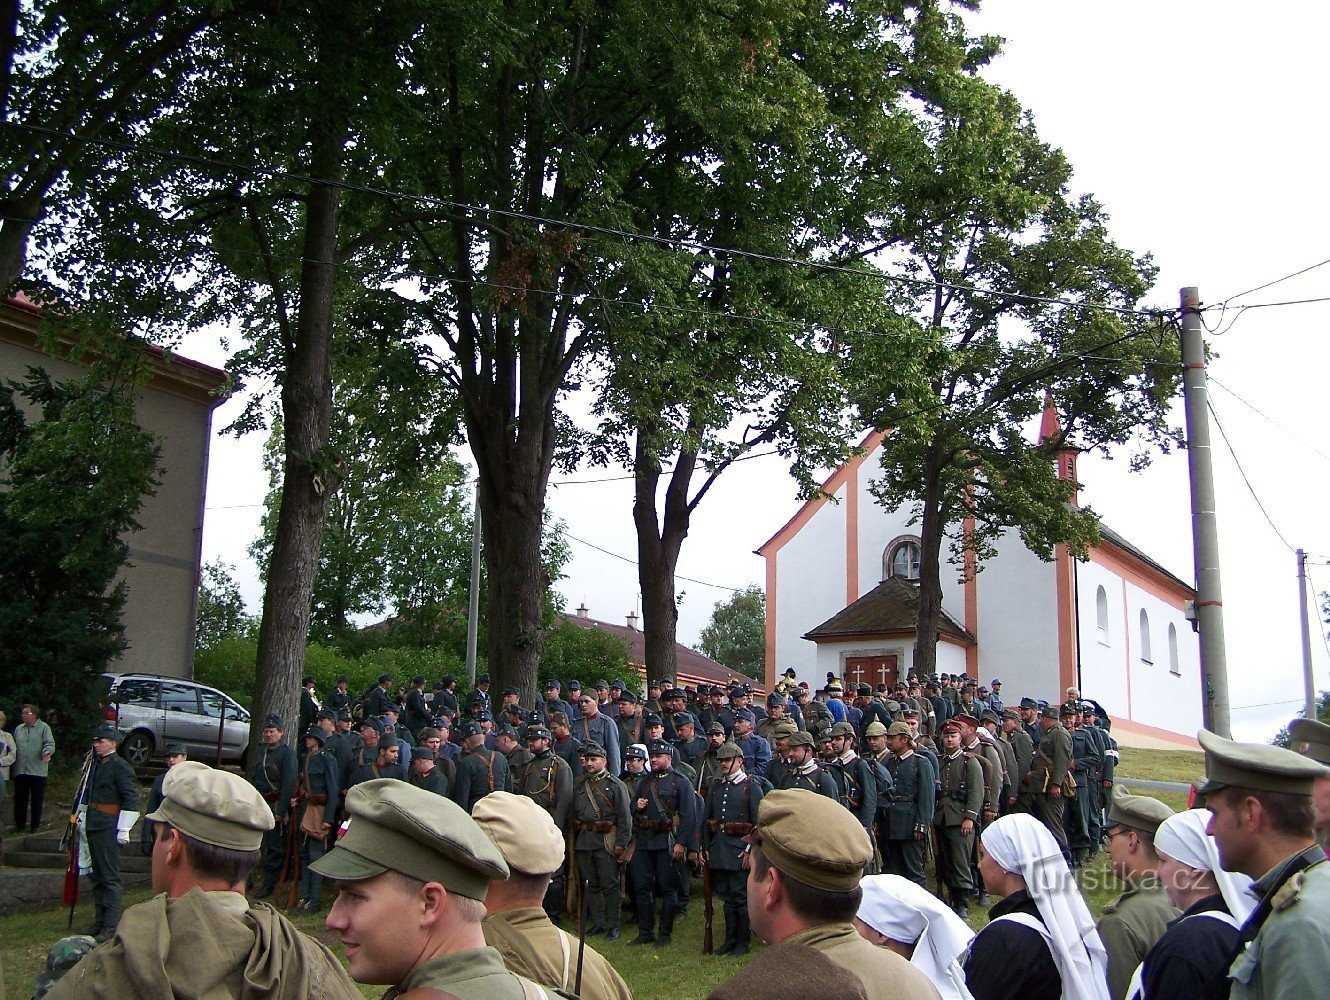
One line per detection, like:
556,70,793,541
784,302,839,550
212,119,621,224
1076,559,1131,718
974,530,1061,701
774,483,848,683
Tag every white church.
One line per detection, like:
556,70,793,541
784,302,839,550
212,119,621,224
757,407,1204,750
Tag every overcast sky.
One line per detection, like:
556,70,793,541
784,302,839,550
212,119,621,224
182,0,1330,742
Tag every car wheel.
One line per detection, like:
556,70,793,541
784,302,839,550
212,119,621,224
120,731,154,768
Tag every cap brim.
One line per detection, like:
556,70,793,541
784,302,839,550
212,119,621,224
1194,776,1228,796
308,844,390,881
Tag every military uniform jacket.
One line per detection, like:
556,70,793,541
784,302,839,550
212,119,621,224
1027,724,1071,793
632,768,700,851
695,749,725,793
776,761,839,798
482,907,632,1000
802,700,834,737
703,774,764,870
347,760,406,787
537,696,575,727
1068,726,1102,786
827,754,877,830
298,749,340,826
965,738,1003,814
572,770,633,852
335,733,364,785
883,751,936,839
403,688,431,733
734,733,772,779
83,751,140,832
675,734,706,771
615,713,646,753
1005,729,1034,790
324,686,351,713
249,743,297,819
363,685,394,719
516,750,573,831
452,747,512,813
1098,876,1179,1000
935,751,983,826
464,687,491,717
384,946,570,1000
1023,719,1043,748
409,765,450,798
994,734,1020,797
554,736,582,772
1229,848,1330,1000
576,713,621,775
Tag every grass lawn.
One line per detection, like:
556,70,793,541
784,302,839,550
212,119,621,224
1115,747,1205,787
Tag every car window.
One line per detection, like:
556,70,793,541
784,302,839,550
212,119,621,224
161,682,200,715
114,679,160,709
199,689,229,720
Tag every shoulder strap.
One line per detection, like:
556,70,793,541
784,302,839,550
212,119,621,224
988,911,1053,942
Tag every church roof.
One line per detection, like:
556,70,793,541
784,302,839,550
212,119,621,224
802,577,975,645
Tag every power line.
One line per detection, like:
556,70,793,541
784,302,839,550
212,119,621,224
1236,295,1330,311
10,120,1165,321
1209,375,1330,466
1207,398,1294,552
552,448,780,486
1305,563,1330,672
1220,255,1330,305
1231,697,1307,713
563,531,747,592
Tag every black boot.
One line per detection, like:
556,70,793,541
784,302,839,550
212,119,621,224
953,890,969,920
732,911,751,958
631,897,655,945
714,907,737,955
657,902,676,947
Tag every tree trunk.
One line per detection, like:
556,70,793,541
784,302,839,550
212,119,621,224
912,450,947,682
250,79,347,742
633,429,697,686
471,412,553,710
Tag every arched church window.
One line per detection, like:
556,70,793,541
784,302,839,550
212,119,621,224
883,538,921,581
1139,609,1153,665
1095,586,1109,644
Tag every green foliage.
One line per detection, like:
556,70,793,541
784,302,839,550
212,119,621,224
195,558,255,650
698,585,766,680
1271,690,1330,747
0,357,161,757
538,619,632,692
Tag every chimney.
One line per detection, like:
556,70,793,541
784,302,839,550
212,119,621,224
626,610,638,631
576,602,589,619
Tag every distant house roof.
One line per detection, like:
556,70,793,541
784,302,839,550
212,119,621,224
562,610,763,693
802,577,975,645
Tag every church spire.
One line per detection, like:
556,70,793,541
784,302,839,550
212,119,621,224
1039,392,1080,506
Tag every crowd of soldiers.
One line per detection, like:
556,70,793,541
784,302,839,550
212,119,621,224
36,666,1330,1000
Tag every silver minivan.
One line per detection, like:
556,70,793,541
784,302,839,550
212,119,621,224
100,672,252,767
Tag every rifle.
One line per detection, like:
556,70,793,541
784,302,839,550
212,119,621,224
565,829,579,918
575,878,590,996
273,810,301,909
61,750,94,929
701,856,714,954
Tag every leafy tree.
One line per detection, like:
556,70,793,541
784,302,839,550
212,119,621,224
848,56,1179,680
0,355,160,757
195,558,253,650
539,619,632,693
698,585,766,681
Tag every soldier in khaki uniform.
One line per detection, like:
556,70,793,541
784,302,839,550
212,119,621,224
711,788,942,1000
514,724,574,924
474,792,633,1000
47,761,358,999
1001,709,1034,811
934,719,983,918
1097,786,1179,1000
1197,728,1330,1000
1289,716,1330,849
570,740,633,941
1027,705,1073,857
312,779,566,998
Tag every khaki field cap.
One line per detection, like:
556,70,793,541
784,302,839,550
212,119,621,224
1106,786,1174,834
472,792,565,876
751,788,872,892
786,730,816,749
1288,717,1330,766
829,721,856,739
715,742,743,761
1196,729,1330,797
309,779,509,899
146,761,274,852
863,721,888,738
885,722,913,739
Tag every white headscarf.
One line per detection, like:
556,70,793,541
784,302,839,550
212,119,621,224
1153,808,1256,923
858,874,975,1000
981,814,1110,1000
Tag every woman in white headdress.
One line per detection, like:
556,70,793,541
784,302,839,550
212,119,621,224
855,874,975,1000
1128,808,1254,1000
963,813,1109,1000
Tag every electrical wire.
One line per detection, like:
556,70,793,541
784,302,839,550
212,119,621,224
1219,256,1330,306
1304,563,1330,672
563,531,747,592
552,447,780,486
1230,697,1309,713
1209,375,1330,467
8,120,1165,321
1233,295,1330,311
1207,398,1295,552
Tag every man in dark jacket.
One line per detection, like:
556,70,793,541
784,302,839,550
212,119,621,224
629,739,700,947
450,719,511,813
248,714,297,901
882,722,936,886
141,742,187,851
701,742,765,956
82,724,141,941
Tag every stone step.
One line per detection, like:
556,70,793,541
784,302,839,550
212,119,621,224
4,851,152,874
17,835,151,858
0,868,151,918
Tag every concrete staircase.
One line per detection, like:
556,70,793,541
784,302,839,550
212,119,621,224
0,832,152,917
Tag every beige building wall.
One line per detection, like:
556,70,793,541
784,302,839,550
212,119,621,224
0,299,228,679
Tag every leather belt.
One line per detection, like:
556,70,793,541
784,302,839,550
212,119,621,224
706,820,754,836
91,803,122,816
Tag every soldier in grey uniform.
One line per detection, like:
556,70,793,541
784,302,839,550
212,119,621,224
1027,705,1073,858
629,738,700,947
516,724,573,923
695,723,728,794
571,741,632,941
294,725,340,912
452,719,512,813
1064,702,1102,867
1001,708,1034,812
825,721,878,838
702,742,764,956
774,730,839,797
934,718,983,917
1197,728,1330,1000
409,744,451,797
81,724,141,941
248,714,296,899
881,721,936,887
